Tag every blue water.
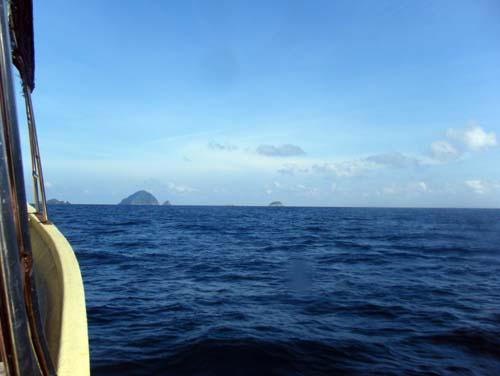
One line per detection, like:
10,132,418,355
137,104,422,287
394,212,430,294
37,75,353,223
48,205,500,375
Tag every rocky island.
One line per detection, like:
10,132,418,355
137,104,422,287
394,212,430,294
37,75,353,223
269,201,284,207
162,200,171,206
119,190,159,205
47,198,71,205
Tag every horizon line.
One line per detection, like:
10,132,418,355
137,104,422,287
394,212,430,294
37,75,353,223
43,203,500,210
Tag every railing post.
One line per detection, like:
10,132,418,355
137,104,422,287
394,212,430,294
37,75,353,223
23,83,48,222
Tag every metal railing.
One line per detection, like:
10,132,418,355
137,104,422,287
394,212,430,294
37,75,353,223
23,82,49,223
7,0,49,223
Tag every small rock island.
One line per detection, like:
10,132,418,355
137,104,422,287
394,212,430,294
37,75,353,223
269,201,284,207
47,198,71,205
119,190,159,205
162,200,171,206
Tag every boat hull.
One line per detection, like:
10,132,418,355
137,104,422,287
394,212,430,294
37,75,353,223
28,206,90,375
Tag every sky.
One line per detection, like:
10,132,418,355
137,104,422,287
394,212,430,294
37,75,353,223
14,0,500,207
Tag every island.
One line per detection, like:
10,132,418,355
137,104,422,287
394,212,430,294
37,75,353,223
46,198,71,205
118,190,159,205
162,200,171,206
269,201,284,207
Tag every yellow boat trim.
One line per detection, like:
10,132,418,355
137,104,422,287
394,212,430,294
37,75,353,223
28,205,90,375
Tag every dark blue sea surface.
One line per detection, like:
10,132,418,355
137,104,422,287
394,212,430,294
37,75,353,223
48,205,500,375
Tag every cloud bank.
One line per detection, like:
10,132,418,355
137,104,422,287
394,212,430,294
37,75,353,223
430,140,460,161
256,144,306,157
431,124,497,161
365,152,421,168
208,141,238,151
464,180,485,194
447,125,497,151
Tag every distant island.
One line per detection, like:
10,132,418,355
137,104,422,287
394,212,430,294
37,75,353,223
162,200,171,206
119,190,159,205
269,201,284,207
47,198,71,205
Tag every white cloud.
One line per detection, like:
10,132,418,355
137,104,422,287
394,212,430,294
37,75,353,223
430,140,460,161
375,181,433,198
208,141,238,151
256,144,305,157
265,181,321,198
365,152,421,168
277,163,309,175
312,159,378,177
278,153,421,179
464,180,485,194
168,182,196,193
278,152,422,180
429,124,497,163
447,125,497,151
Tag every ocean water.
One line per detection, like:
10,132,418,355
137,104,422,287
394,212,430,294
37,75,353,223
48,205,500,375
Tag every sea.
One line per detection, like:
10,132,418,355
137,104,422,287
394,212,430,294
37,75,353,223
48,205,500,375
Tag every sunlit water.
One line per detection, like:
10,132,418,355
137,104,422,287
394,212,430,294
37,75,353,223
49,205,500,375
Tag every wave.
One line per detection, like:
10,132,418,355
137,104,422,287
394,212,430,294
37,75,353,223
91,338,379,376
418,328,500,358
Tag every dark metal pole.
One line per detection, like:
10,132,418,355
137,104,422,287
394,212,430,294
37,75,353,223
0,0,38,373
0,1,55,374
0,148,37,376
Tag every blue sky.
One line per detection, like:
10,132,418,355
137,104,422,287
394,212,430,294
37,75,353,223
15,0,500,206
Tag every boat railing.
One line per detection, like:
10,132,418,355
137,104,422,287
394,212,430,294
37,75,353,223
7,0,49,223
23,81,49,223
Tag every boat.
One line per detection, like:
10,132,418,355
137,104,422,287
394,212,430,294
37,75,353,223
0,0,89,374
